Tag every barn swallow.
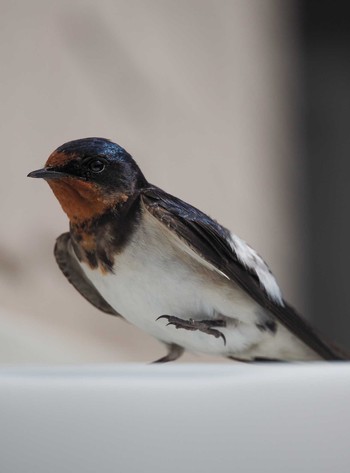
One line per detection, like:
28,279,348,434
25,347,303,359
28,138,346,362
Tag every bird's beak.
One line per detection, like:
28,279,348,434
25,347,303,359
27,168,71,180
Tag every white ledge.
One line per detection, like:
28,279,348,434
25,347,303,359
1,363,350,473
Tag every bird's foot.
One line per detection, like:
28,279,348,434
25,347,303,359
151,343,185,364
156,315,227,345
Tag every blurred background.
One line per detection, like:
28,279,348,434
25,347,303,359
0,0,349,363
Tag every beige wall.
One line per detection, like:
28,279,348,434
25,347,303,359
0,0,303,363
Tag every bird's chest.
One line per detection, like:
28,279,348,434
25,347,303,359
79,215,215,337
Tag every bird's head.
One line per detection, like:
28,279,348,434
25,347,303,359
28,138,147,224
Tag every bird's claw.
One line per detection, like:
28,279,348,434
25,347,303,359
156,315,227,345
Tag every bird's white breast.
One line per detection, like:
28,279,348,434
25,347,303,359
79,210,267,356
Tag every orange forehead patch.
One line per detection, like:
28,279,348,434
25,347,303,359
48,178,128,223
45,150,75,168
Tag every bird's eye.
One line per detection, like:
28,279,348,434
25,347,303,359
88,159,105,173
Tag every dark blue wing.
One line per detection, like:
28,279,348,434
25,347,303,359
55,232,120,316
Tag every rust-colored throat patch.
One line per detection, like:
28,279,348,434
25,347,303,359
48,177,127,223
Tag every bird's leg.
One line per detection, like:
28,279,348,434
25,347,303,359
156,315,227,345
152,343,185,364
227,356,284,363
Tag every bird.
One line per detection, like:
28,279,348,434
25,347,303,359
28,137,347,363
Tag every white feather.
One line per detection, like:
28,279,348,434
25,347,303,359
228,233,284,305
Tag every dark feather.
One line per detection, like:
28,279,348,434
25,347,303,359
142,186,347,361
54,232,120,316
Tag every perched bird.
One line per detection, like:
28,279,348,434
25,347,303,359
28,138,346,362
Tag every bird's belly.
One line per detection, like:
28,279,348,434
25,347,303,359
79,236,265,356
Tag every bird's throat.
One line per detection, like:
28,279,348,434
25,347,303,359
48,178,128,224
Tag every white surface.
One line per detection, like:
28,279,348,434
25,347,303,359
1,363,350,473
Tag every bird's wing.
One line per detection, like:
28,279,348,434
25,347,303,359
54,232,120,316
142,187,345,360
